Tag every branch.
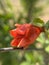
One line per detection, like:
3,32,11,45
0,47,44,52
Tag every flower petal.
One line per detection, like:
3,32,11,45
15,24,21,27
10,29,17,37
11,39,19,47
17,38,30,48
16,25,27,35
10,24,44,48
28,27,41,44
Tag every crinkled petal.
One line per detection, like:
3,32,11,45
16,29,25,35
15,24,21,27
16,25,27,35
10,29,17,37
11,35,23,47
10,24,43,48
29,27,41,44
11,39,19,47
17,38,30,48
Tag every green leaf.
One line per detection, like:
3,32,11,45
45,29,49,39
33,18,44,27
45,46,49,53
25,53,35,62
45,39,49,44
37,33,45,44
20,62,30,65
6,0,12,9
44,20,49,30
0,13,13,21
21,0,37,12
3,25,9,32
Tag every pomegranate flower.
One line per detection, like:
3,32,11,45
10,24,44,48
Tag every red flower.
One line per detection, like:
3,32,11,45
10,24,44,48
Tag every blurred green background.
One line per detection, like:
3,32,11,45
0,0,49,65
